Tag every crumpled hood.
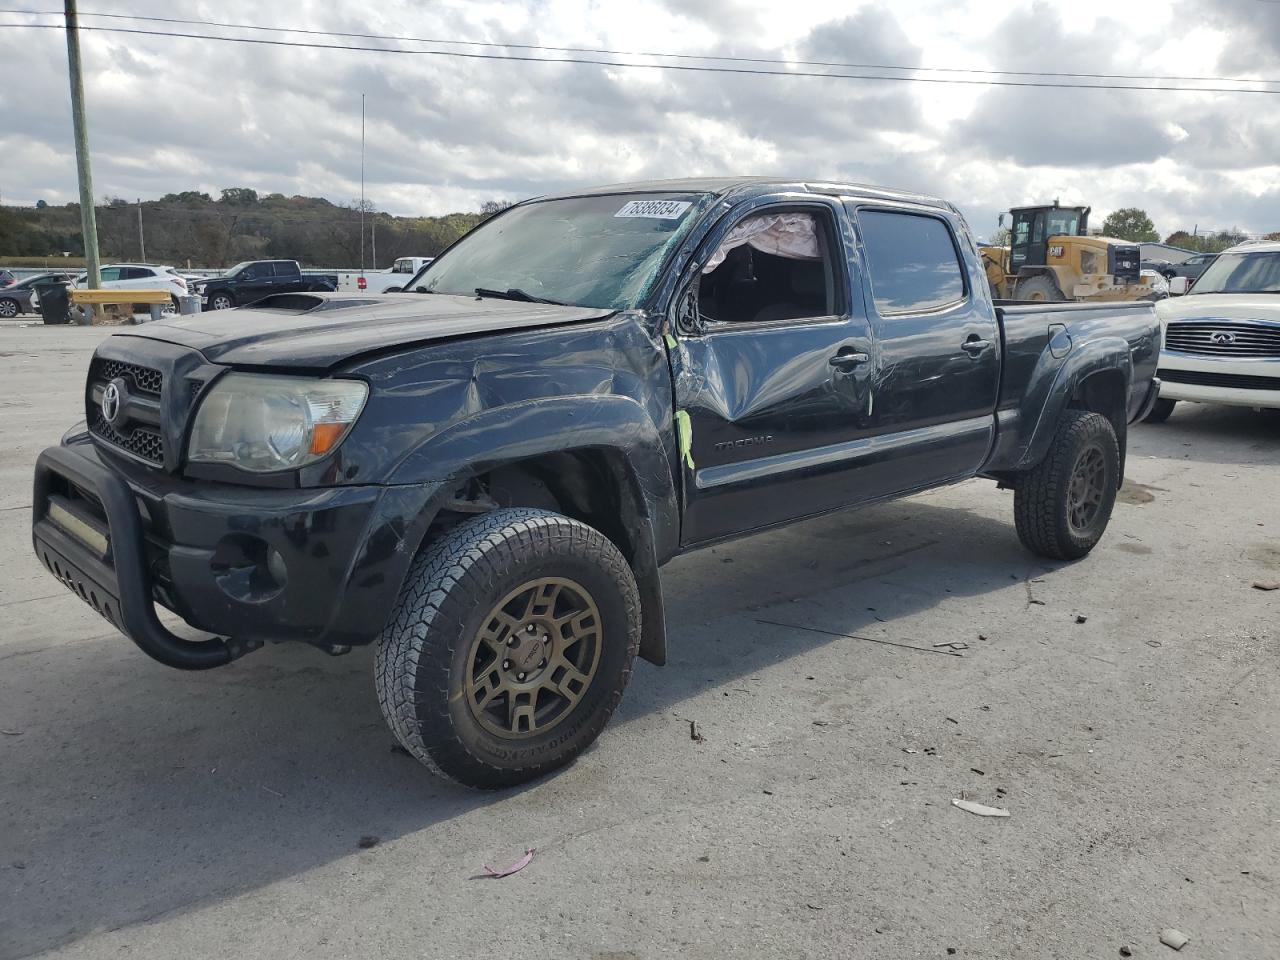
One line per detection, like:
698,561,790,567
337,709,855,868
125,292,616,368
1156,293,1280,323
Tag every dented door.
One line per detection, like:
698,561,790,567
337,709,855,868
670,198,876,546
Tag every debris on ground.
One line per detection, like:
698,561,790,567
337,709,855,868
970,768,985,776
483,848,534,878
952,798,1010,818
1120,947,1132,957
1159,929,1189,950
1252,581,1279,591
357,835,380,849
0,729,22,736
755,618,965,657
689,720,705,743
1076,615,1089,624
934,641,970,652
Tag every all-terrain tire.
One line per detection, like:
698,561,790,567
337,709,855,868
374,507,641,789
1014,274,1065,302
1014,411,1119,561
1142,397,1177,423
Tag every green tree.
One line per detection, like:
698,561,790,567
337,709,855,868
1101,208,1159,243
219,187,259,205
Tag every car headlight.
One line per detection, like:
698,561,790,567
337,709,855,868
188,373,368,473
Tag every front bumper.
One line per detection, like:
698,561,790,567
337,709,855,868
1132,376,1163,423
32,439,443,669
1157,353,1280,410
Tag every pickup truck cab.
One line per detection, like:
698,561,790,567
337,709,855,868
346,256,435,293
32,178,1160,789
1146,240,1280,420
194,259,337,310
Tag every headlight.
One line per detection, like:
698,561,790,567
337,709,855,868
188,373,368,473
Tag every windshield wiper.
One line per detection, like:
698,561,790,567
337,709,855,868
474,287,567,305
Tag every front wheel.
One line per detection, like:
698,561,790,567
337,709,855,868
374,508,641,789
1014,275,1065,302
208,291,235,310
1143,397,1176,423
1014,411,1119,560
0,298,19,318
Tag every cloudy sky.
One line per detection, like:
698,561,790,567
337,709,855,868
1,0,1278,238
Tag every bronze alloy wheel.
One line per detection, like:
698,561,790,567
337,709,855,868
465,576,602,738
1067,443,1107,532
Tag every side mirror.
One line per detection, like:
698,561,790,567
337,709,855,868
1167,277,1190,296
997,213,1005,228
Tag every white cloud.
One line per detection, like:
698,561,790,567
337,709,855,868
0,0,1276,235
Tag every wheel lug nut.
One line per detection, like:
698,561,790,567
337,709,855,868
517,672,526,681
507,637,516,647
526,624,536,633
539,659,546,668
502,659,511,669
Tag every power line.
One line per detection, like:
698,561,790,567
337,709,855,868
3,6,1272,87
2,19,1279,94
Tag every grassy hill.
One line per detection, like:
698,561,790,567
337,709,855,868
0,188,493,269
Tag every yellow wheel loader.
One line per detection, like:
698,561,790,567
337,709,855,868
980,203,1159,302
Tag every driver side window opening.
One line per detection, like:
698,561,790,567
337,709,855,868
697,210,837,324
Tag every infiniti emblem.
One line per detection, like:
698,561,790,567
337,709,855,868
1210,331,1236,345
100,377,127,425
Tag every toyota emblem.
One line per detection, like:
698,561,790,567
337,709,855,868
101,378,126,425
1210,331,1236,345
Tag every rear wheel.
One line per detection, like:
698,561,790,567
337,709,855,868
1143,397,1177,423
1014,411,1119,560
374,507,641,789
1015,275,1065,302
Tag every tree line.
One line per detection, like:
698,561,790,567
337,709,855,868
0,188,514,268
1100,207,1279,253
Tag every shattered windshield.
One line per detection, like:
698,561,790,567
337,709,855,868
1190,251,1280,294
406,193,711,309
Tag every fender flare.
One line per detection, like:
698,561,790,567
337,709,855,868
389,394,679,666
1016,337,1133,472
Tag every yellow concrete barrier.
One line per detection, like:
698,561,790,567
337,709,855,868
69,288,172,305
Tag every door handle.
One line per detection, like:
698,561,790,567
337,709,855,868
829,349,869,370
961,337,991,356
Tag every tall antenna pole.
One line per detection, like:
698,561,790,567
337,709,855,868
359,92,365,275
64,0,100,289
137,197,145,261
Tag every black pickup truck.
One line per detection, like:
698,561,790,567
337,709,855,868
32,178,1160,788
193,259,337,310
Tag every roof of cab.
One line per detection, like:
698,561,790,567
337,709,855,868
535,177,952,211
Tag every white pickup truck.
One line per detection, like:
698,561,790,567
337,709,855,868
1146,241,1280,421
340,256,434,294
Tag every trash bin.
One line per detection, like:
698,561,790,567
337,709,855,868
34,282,71,326
178,294,202,316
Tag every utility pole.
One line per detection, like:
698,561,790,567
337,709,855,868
64,0,100,289
359,93,366,275
137,198,145,261
371,219,377,269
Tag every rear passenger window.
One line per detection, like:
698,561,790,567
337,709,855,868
857,210,966,315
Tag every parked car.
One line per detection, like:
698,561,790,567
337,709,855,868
1146,240,1280,421
32,264,190,312
31,177,1159,789
1167,252,1218,282
0,269,16,288
345,256,435,293
0,271,74,317
1142,258,1176,279
193,259,338,310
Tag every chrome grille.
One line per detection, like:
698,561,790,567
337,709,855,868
1165,321,1280,358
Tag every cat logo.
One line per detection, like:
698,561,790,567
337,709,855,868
1048,245,1065,258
